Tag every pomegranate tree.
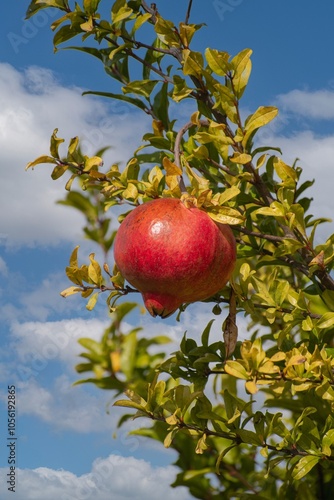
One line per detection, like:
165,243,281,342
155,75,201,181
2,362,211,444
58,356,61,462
113,197,236,318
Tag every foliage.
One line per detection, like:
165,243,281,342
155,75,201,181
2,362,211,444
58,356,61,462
25,1,334,497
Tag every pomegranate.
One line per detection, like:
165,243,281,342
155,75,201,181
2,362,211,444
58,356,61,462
113,197,236,318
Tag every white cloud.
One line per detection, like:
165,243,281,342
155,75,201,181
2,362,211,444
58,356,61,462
9,317,109,377
0,455,191,500
277,88,334,119
3,61,333,253
0,256,8,276
15,376,116,433
0,62,147,248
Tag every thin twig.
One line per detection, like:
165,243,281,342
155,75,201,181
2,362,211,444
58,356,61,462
104,34,173,83
235,226,286,243
185,0,193,24
174,119,209,193
174,119,209,168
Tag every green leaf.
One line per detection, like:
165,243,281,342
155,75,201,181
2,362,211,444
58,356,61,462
83,90,148,112
51,163,69,180
120,330,138,379
182,468,214,481
216,445,238,473
317,312,334,329
78,337,102,355
236,429,263,446
53,23,83,47
152,82,170,129
113,399,147,412
58,191,97,219
83,0,101,15
292,455,320,481
26,0,69,18
148,380,166,411
122,80,159,98
322,429,334,456
201,320,215,347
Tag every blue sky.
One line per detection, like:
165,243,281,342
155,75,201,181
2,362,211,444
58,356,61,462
1,1,334,499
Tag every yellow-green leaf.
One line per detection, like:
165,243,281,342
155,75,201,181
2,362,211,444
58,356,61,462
218,186,240,205
123,80,159,98
183,49,204,78
86,292,99,311
230,48,252,99
205,48,230,76
224,360,249,379
83,156,103,171
317,312,334,329
256,154,267,169
163,157,183,176
26,155,57,170
122,182,138,201
207,207,244,225
179,22,203,47
255,202,286,218
155,17,180,47
88,253,103,285
243,106,278,147
292,455,320,481
132,12,152,34
113,399,146,412
50,128,64,158
60,286,82,297
229,152,252,165
111,0,133,24
274,157,298,183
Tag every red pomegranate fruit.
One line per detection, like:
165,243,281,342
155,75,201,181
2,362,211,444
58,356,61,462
113,197,236,318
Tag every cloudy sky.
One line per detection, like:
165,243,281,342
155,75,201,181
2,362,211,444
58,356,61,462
1,1,334,499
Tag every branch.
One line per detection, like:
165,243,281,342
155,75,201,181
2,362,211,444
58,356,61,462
150,414,334,462
103,34,173,84
141,1,158,23
235,225,286,243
